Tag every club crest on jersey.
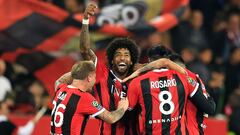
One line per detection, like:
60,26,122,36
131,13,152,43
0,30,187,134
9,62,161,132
92,100,102,110
187,77,197,87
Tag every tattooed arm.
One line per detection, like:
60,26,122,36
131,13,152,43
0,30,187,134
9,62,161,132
98,108,125,124
97,98,129,124
79,3,97,62
123,58,186,82
55,72,72,91
147,58,186,74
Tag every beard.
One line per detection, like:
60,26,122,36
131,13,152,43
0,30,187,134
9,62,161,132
112,64,130,76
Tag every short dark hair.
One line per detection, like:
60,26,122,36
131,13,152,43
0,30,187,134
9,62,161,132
147,44,172,61
71,61,95,80
169,53,185,64
106,37,139,70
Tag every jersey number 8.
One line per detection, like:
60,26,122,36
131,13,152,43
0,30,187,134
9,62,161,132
158,91,175,115
51,101,66,127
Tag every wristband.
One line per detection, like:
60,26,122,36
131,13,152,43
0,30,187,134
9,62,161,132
82,19,89,25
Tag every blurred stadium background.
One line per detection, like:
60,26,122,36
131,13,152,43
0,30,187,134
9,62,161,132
0,0,239,134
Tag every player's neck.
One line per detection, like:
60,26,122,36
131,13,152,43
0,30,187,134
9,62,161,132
71,79,89,92
111,69,128,80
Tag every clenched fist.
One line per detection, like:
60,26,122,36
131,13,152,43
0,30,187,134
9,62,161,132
84,3,97,19
118,98,129,111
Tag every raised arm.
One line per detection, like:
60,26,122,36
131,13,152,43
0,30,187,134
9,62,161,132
97,98,129,124
55,72,72,91
123,58,186,82
79,3,97,62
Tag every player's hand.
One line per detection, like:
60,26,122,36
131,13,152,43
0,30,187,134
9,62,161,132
84,3,97,19
117,98,129,112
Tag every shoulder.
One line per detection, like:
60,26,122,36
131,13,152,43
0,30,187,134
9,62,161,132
56,83,68,91
81,92,96,100
130,71,152,85
95,59,109,80
185,69,197,79
167,69,180,74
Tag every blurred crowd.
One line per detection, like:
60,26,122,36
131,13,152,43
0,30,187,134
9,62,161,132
0,0,239,134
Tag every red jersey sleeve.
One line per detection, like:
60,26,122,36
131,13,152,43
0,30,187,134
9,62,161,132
79,93,105,117
127,79,140,110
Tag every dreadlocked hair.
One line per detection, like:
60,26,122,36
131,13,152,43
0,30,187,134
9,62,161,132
106,37,139,74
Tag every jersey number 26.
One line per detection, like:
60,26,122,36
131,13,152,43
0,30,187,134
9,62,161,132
51,101,66,127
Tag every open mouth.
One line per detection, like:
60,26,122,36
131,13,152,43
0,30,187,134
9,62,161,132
118,62,127,69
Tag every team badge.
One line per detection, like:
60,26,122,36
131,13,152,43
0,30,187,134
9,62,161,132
187,77,197,87
92,100,102,110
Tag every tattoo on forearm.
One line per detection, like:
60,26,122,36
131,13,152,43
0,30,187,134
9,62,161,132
79,24,96,61
102,108,125,123
111,108,125,120
139,64,155,73
58,73,72,84
80,24,90,51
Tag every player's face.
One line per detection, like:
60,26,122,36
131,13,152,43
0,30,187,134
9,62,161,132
112,48,132,75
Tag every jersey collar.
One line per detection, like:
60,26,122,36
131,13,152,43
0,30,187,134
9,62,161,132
110,70,123,82
152,69,169,72
67,85,78,89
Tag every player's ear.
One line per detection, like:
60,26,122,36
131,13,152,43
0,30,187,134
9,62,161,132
87,75,91,82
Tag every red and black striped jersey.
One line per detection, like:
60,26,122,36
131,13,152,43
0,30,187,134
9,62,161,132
51,84,105,135
127,69,199,135
185,69,208,135
93,59,139,135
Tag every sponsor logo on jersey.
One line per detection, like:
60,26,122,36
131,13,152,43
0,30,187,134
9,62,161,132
92,100,102,110
187,77,197,87
148,115,182,124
